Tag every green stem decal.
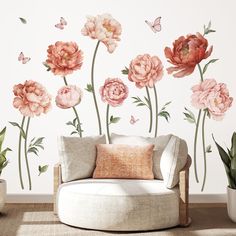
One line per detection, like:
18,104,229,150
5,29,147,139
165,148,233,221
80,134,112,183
201,110,207,192
24,117,32,190
91,41,102,135
145,86,153,133
197,64,204,82
193,109,202,183
153,85,159,137
63,76,82,137
18,116,25,189
106,104,111,144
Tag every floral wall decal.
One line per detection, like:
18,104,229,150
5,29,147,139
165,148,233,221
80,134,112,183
81,13,122,135
165,22,233,191
45,41,84,137
100,78,128,143
122,53,169,137
10,80,51,190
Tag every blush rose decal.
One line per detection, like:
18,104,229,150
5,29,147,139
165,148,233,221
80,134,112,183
10,80,51,190
82,13,122,135
122,54,171,137
100,78,128,143
45,41,84,137
165,22,233,191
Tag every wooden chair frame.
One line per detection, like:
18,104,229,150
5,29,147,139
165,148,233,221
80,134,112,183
53,155,192,227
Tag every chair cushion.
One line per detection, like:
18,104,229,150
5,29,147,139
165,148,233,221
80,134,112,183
58,135,106,182
93,144,154,179
160,135,188,188
110,133,172,179
57,179,180,231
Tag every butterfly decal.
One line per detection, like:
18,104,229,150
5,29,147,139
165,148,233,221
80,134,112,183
145,17,161,33
55,17,67,30
18,52,31,64
130,115,139,125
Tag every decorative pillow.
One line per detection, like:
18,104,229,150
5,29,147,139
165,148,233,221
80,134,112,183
93,144,155,179
160,135,188,188
58,135,106,182
110,133,172,179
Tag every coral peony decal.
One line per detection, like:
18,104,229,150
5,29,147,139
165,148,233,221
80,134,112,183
123,54,170,137
45,41,84,137
166,22,233,191
100,78,128,143
82,13,122,135
10,80,52,190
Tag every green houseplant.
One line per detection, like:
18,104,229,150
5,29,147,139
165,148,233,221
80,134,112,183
0,127,11,212
213,132,236,222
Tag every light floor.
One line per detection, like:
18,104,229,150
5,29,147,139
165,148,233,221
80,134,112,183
0,204,235,236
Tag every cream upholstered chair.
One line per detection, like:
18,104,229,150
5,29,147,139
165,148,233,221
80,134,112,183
53,134,192,231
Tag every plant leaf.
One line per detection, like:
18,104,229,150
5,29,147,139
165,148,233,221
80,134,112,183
0,127,6,151
183,107,196,124
121,67,129,75
109,116,121,124
34,137,44,146
9,122,26,139
158,111,170,122
66,121,73,126
203,59,219,74
205,145,212,153
38,165,48,176
19,17,27,24
85,84,93,92
27,147,39,156
203,21,216,35
70,131,78,135
42,62,51,71
231,132,236,157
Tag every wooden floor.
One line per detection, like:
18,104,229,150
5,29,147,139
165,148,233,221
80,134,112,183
0,204,236,236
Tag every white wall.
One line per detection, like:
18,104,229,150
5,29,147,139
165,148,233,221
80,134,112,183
0,0,235,197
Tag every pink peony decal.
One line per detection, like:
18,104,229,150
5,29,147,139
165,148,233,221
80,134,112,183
13,80,52,117
56,85,83,109
81,13,122,53
46,41,83,76
164,33,213,78
100,78,128,107
128,54,163,88
191,79,233,120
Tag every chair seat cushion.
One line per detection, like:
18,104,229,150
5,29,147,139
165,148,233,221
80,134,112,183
57,179,180,231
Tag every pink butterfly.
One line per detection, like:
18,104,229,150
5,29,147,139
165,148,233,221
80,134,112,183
18,52,31,64
130,115,139,125
145,17,161,33
55,17,67,30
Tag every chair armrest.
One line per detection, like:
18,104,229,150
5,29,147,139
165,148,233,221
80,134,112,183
179,155,192,227
54,163,62,214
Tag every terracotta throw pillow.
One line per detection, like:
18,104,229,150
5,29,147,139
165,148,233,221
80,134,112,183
93,144,154,179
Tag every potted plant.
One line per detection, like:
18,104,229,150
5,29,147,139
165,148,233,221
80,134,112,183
213,132,236,222
0,127,11,212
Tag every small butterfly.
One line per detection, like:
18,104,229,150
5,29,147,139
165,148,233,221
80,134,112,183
130,115,139,125
18,52,31,64
145,16,161,33
55,17,67,30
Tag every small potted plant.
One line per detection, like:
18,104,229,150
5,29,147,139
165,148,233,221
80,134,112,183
213,132,236,222
0,127,11,212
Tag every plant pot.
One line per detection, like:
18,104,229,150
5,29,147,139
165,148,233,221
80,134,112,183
227,186,236,223
0,179,6,212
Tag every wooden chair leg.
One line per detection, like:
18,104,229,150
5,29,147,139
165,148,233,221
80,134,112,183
53,163,62,215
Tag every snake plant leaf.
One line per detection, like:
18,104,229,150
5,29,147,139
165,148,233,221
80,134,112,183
231,132,236,157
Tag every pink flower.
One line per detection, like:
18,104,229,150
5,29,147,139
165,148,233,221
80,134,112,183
164,33,213,78
191,79,233,120
128,54,163,88
55,85,83,109
100,78,128,107
81,13,122,53
13,80,52,117
46,41,83,76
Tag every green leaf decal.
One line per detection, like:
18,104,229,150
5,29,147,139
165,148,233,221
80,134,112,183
85,84,93,92
205,145,212,153
203,21,216,35
19,17,27,24
9,121,26,139
66,118,83,135
132,96,150,108
38,165,48,176
42,62,51,71
121,67,129,75
158,101,172,122
183,107,196,124
109,115,121,125
27,137,45,156
203,59,219,74
0,127,6,151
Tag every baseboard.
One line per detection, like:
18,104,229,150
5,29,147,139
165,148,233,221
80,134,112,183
6,194,227,203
